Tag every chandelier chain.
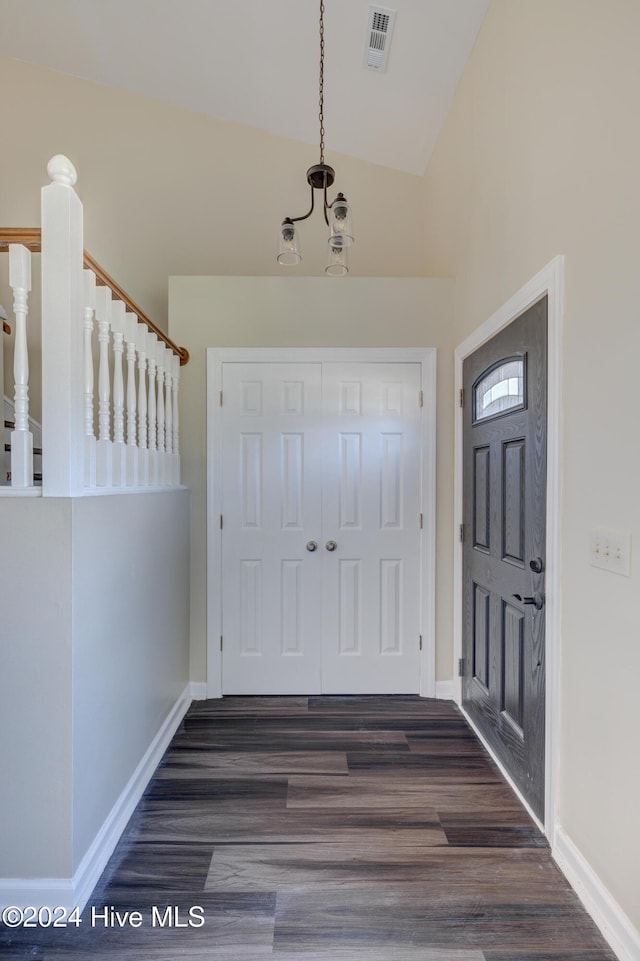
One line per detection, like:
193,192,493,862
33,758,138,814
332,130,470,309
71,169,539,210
319,0,325,165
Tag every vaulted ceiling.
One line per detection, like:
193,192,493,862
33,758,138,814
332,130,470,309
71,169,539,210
0,0,489,176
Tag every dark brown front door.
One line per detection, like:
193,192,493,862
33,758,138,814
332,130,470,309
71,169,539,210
462,297,547,820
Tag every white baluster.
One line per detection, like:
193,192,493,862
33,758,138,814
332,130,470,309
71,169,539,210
9,245,34,488
146,331,158,486
111,300,126,486
163,345,173,487
95,286,113,487
155,338,166,487
83,269,97,487
125,312,138,487
172,352,181,486
136,323,148,487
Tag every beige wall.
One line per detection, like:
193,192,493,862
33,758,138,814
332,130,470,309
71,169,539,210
169,276,454,684
422,0,640,930
0,55,427,337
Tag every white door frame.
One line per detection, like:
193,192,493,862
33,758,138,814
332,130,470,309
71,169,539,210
453,256,564,843
206,347,437,700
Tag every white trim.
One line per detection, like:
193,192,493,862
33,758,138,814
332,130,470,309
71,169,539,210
554,826,640,961
435,679,455,700
419,348,437,698
206,347,437,700
453,255,564,845
0,684,193,912
189,681,208,700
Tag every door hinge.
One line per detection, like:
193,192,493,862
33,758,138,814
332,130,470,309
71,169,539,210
419,635,423,651
458,657,465,677
418,389,424,407
459,523,465,543
219,389,223,406
220,514,223,530
459,388,465,408
220,635,223,652
419,512,423,529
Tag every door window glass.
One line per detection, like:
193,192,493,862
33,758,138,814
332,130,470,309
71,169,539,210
473,358,525,422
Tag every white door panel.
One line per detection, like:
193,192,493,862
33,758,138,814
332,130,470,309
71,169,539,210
221,360,423,694
321,363,422,693
221,363,323,694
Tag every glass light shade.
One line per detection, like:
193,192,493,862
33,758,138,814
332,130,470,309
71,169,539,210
328,195,354,248
325,243,348,276
277,220,302,265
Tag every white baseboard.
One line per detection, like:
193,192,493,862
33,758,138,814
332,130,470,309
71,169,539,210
189,681,208,700
553,826,640,961
0,684,193,913
435,679,455,700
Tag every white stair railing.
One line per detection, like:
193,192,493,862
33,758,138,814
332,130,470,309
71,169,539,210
0,155,187,495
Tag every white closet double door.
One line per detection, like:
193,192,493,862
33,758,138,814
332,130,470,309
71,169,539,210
220,360,423,694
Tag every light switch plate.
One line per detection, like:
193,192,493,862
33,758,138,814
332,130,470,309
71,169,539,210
589,528,631,576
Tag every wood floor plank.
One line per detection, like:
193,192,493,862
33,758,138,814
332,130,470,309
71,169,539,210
308,694,456,715
271,952,485,961
156,750,349,778
130,802,448,846
484,951,619,961
439,810,548,847
205,843,571,899
273,886,611,953
188,695,309,716
169,729,410,753
346,750,502,780
286,775,522,811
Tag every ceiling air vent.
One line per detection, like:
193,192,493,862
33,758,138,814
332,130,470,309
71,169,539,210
364,5,396,73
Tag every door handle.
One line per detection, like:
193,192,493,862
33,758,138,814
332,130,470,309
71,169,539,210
529,557,545,574
513,592,544,611
325,540,337,552
306,541,318,552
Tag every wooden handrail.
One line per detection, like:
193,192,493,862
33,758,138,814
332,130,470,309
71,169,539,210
0,228,189,365
2,320,10,336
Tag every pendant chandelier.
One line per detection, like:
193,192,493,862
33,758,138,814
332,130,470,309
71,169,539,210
277,0,354,275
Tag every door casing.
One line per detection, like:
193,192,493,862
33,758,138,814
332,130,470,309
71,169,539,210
453,256,564,842
207,347,437,700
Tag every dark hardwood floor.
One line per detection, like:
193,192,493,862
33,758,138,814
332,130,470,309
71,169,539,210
1,696,617,960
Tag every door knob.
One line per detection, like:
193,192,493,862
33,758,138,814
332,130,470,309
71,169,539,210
513,592,544,611
306,541,318,552
325,540,337,552
529,557,545,574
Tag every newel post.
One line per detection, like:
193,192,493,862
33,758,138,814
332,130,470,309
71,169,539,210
41,155,85,495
